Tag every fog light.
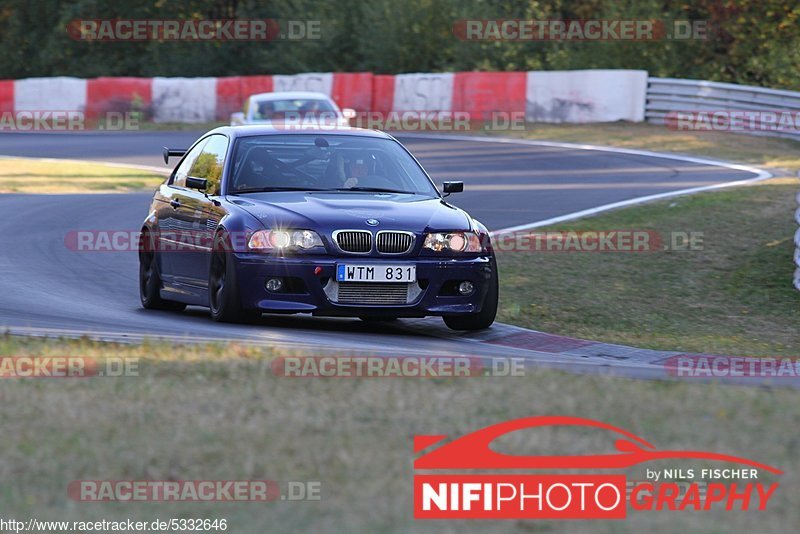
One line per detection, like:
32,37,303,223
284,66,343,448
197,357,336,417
458,281,474,295
266,278,284,292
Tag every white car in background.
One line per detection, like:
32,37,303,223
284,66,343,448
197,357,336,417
230,91,356,127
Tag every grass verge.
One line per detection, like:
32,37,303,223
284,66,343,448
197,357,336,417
0,157,165,194
496,177,800,356
0,335,796,533
467,122,800,356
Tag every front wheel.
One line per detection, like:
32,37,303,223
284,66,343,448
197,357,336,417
209,232,260,323
443,259,498,331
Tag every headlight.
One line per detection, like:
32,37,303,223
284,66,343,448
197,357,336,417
248,229,324,251
423,231,483,253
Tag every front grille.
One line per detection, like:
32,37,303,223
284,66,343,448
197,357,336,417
336,282,409,304
376,231,414,254
335,230,372,253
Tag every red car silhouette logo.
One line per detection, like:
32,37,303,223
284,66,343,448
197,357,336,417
414,416,782,474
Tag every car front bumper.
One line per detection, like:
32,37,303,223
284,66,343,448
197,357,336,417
234,253,495,317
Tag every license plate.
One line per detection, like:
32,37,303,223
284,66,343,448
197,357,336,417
337,264,416,283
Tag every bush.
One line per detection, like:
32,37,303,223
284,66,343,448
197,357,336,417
0,0,797,90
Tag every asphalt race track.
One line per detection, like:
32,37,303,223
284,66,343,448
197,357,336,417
0,131,763,377
0,131,762,230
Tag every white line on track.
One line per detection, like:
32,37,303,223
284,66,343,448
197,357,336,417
395,133,773,235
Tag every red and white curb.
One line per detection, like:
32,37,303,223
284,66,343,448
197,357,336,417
402,319,799,387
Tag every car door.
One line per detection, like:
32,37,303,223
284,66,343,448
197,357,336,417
171,134,229,289
158,138,208,282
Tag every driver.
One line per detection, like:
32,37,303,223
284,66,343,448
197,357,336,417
234,147,281,191
255,101,274,120
325,151,375,188
299,100,321,118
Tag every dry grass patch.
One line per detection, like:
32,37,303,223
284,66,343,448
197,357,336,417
0,157,165,193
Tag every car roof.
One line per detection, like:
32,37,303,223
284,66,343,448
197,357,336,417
248,91,332,101
209,125,393,140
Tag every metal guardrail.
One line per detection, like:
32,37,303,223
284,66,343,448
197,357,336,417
645,77,800,140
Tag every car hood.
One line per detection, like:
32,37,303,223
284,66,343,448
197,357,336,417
228,192,472,233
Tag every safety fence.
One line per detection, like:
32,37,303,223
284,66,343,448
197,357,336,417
3,71,800,135
645,77,800,140
0,70,647,124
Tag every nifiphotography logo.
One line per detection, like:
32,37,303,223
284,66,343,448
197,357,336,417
413,416,782,520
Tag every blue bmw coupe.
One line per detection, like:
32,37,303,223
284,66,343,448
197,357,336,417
139,126,498,330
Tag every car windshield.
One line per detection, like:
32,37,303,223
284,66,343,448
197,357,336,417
251,99,337,121
228,134,439,196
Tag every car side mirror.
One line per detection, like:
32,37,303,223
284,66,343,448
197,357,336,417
163,147,187,165
186,177,208,191
342,108,357,120
442,181,464,196
230,112,245,125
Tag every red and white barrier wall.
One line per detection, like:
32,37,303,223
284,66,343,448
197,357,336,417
526,70,647,122
0,69,647,124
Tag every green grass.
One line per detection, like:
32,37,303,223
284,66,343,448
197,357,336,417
0,157,165,193
0,335,797,533
496,177,800,356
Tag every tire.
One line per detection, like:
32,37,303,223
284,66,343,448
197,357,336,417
209,231,260,323
443,257,498,331
139,230,186,311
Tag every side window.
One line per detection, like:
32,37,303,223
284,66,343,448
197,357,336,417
188,134,228,195
171,138,208,188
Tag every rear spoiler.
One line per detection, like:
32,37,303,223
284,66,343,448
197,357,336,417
162,147,187,165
